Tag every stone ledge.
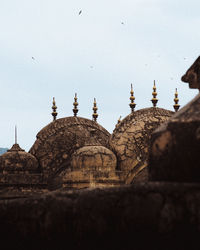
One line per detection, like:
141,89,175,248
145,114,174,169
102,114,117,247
0,182,200,250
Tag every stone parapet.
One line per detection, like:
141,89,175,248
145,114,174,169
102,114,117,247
0,182,199,250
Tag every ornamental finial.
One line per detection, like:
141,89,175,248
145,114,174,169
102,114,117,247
173,88,180,112
118,115,122,124
15,125,17,144
92,98,98,122
73,93,79,117
151,80,158,107
115,116,122,128
51,97,57,121
129,83,136,112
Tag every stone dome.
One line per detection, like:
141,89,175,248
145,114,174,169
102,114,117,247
0,143,39,173
70,146,117,171
110,107,174,183
29,116,111,179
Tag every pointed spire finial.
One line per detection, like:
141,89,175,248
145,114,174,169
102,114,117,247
51,97,57,121
15,125,17,144
115,116,122,128
73,93,79,117
92,98,98,122
129,83,136,112
118,115,122,124
173,88,180,112
151,80,158,107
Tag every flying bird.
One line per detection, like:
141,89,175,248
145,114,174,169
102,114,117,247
121,22,124,25
32,57,35,60
78,10,82,15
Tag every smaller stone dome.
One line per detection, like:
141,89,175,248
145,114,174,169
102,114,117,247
70,146,117,171
0,143,39,173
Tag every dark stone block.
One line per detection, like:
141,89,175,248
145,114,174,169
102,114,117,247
0,183,200,250
149,94,200,182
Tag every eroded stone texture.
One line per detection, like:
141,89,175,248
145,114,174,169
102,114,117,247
0,183,200,250
0,143,39,174
149,93,200,182
29,117,111,180
71,146,117,171
56,146,120,189
0,143,42,187
110,107,173,183
182,55,200,89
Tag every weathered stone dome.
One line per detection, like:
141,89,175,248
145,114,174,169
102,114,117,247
0,143,39,173
71,146,117,171
29,116,111,179
110,107,174,183
56,145,119,189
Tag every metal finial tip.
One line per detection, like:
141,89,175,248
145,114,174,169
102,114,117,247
15,125,17,144
92,98,98,122
129,84,136,112
116,116,122,128
154,80,156,86
51,97,57,121
73,93,79,117
151,81,158,107
173,88,180,112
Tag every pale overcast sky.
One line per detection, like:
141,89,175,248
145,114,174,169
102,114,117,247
0,0,199,151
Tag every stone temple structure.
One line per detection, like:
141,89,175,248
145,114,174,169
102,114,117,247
1,57,200,250
0,82,178,190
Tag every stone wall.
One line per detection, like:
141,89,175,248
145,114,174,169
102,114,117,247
0,182,200,250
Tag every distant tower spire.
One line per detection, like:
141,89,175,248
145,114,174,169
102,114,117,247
129,84,136,112
51,97,57,121
92,98,98,122
151,80,158,107
15,125,17,144
173,88,180,112
73,93,79,117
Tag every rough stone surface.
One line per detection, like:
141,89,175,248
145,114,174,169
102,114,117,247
29,117,111,180
0,144,39,174
0,183,200,250
56,146,120,189
59,169,122,189
149,93,200,182
181,55,200,89
110,107,173,183
71,145,117,171
0,173,45,186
